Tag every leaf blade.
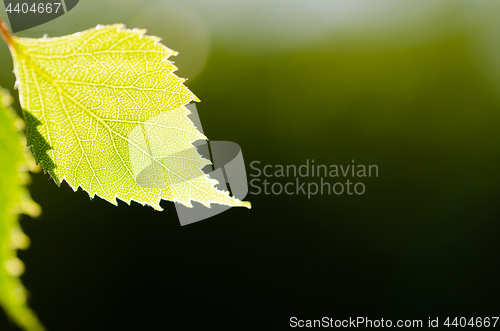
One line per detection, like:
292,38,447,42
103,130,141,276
11,25,250,210
0,88,44,331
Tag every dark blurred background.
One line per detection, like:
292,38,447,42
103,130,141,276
2,0,500,329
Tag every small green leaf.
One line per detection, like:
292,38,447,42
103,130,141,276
0,88,44,331
8,24,250,211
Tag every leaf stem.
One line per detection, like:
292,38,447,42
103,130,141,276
0,15,15,49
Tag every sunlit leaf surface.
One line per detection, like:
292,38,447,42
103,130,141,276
0,89,43,331
8,25,250,210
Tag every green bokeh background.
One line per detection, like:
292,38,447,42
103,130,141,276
2,0,500,329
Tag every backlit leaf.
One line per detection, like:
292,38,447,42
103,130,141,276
7,25,250,210
0,88,43,331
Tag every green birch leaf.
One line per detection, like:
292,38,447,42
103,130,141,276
6,25,250,210
0,89,44,331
